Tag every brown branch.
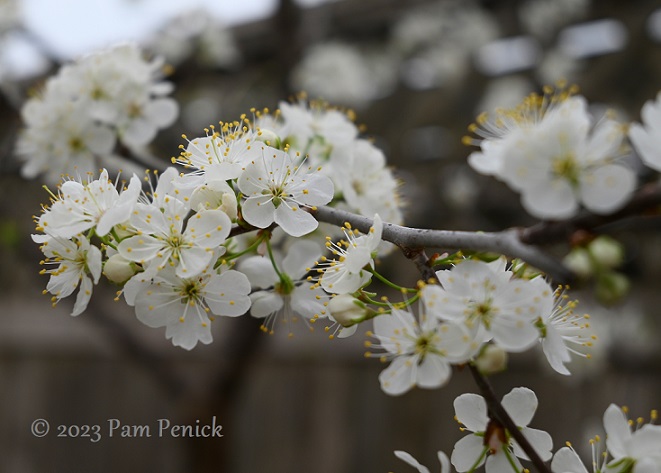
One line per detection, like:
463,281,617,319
520,182,661,245
311,206,574,283
469,364,551,473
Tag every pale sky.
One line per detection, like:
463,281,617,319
21,0,277,56
2,0,278,78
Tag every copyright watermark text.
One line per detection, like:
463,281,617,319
30,417,223,442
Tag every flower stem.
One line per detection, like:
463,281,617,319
368,268,417,293
265,237,285,280
468,364,551,473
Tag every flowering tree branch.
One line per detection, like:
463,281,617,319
312,206,574,283
468,364,552,473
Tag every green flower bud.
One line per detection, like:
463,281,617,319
589,236,624,269
328,294,367,326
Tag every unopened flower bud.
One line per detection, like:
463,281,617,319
190,180,238,220
103,254,137,284
595,271,630,306
255,128,281,148
474,344,508,375
589,236,624,269
563,248,593,278
328,294,367,326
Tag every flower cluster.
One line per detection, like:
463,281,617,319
465,84,636,220
32,99,407,349
394,392,661,473
552,404,661,473
365,258,593,395
17,43,178,183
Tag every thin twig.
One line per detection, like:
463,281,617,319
469,364,551,473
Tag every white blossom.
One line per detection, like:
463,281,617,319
467,89,636,219
367,288,476,396
134,264,251,350
451,387,552,473
426,258,544,352
237,146,334,237
37,169,141,239
118,197,231,279
602,404,661,472
17,43,178,180
239,240,328,336
318,214,383,294
35,235,102,316
530,277,594,375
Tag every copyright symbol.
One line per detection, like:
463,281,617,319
31,419,49,437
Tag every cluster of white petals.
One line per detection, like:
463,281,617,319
17,44,178,183
30,93,408,348
366,286,477,396
467,87,636,219
32,170,140,315
452,387,553,473
552,404,661,473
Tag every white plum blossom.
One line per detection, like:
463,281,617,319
552,444,598,473
330,140,403,225
290,41,395,109
426,258,545,352
189,179,238,219
237,146,334,237
35,235,102,316
602,404,661,473
239,240,328,335
629,91,661,172
367,288,476,396
318,214,383,294
466,88,636,219
134,264,251,350
118,197,231,278
17,43,178,181
529,277,594,375
394,450,451,473
451,387,553,473
278,100,358,152
37,169,141,239
175,122,263,185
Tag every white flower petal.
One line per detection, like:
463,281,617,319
242,196,276,228
451,434,487,472
71,275,93,316
502,387,538,427
205,271,252,317
604,404,631,459
282,240,322,278
453,393,488,433
551,447,588,473
378,355,416,396
394,451,430,473
415,355,451,389
249,291,283,318
512,427,553,462
579,164,635,215
274,204,318,237
521,179,578,220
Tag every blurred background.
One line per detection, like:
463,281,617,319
1,0,661,471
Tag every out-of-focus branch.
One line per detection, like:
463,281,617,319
520,182,661,245
312,206,574,283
